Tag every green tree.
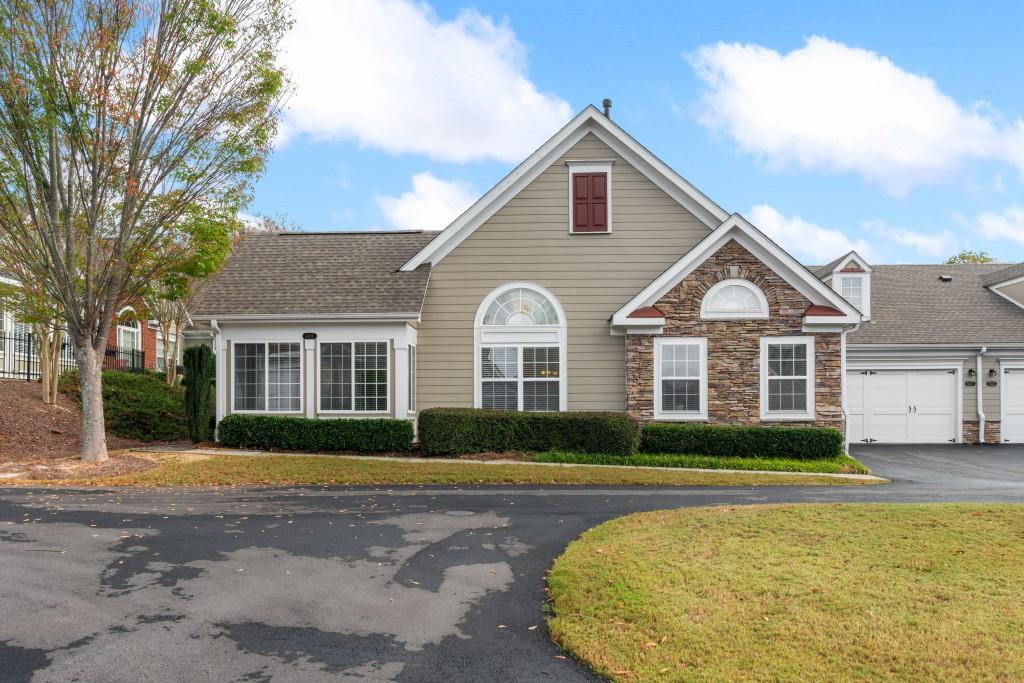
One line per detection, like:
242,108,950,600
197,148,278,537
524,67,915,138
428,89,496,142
945,250,996,264
0,0,290,461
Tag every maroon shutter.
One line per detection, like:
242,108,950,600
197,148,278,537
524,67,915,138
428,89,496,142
573,174,590,230
572,172,608,233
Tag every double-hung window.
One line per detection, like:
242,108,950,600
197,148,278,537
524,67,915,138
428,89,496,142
840,277,863,311
319,341,389,413
481,345,560,412
232,342,302,413
760,336,815,420
654,337,707,420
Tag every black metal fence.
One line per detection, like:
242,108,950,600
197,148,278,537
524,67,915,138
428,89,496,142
0,329,145,381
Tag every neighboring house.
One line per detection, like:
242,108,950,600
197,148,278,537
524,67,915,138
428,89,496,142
185,105,1024,446
0,269,170,376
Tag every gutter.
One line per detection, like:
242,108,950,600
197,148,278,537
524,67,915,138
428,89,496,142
977,346,987,444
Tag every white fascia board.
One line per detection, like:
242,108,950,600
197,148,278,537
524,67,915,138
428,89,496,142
400,105,729,272
190,313,421,323
612,213,861,326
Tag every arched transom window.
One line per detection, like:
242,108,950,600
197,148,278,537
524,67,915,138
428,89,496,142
700,278,769,320
475,283,566,412
483,287,560,326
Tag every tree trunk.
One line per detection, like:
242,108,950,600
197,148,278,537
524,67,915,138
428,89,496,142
75,343,108,462
168,322,182,385
47,328,62,403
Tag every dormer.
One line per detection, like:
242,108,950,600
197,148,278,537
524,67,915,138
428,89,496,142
818,251,872,320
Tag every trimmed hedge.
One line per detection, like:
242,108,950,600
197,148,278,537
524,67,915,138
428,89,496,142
217,414,414,453
418,408,639,457
640,423,844,459
531,451,869,474
59,370,187,442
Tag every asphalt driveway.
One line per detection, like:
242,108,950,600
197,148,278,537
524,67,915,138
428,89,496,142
2,445,1023,682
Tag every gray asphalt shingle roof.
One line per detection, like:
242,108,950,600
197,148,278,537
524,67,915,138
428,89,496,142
190,231,434,317
980,262,1024,287
847,264,1024,345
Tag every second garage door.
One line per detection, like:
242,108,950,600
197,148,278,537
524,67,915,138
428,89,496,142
847,370,957,444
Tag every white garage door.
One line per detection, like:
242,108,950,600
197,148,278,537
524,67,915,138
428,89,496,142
847,370,957,444
1003,368,1024,443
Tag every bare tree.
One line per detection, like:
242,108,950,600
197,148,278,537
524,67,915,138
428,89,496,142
0,0,289,461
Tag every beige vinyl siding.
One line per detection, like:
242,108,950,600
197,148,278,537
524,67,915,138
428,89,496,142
417,133,713,411
962,356,1002,421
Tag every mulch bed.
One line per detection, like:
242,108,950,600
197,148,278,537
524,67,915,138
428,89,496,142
0,380,154,461
0,453,158,481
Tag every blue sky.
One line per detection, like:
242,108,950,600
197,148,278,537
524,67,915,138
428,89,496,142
251,0,1024,264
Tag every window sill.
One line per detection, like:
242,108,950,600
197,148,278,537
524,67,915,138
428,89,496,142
760,414,815,422
569,229,612,235
653,413,708,422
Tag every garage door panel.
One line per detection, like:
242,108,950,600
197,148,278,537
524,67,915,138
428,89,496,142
1004,369,1024,443
848,369,956,444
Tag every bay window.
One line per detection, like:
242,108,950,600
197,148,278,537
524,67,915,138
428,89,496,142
319,341,389,413
654,337,707,420
760,336,815,420
232,342,302,413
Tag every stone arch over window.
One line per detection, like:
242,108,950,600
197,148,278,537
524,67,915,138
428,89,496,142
700,278,769,320
474,283,567,412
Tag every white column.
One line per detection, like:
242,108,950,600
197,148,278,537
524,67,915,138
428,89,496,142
304,337,316,418
393,343,409,419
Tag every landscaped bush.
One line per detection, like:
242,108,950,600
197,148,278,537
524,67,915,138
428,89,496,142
418,408,640,457
60,369,187,442
183,346,216,443
216,414,414,453
640,423,844,459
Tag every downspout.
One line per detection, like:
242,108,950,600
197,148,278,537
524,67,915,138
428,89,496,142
841,323,859,454
211,319,222,438
977,346,987,444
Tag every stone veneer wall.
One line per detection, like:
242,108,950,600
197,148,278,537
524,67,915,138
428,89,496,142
963,420,1001,444
626,239,844,429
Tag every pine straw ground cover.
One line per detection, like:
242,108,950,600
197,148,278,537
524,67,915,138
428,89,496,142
0,452,879,487
547,504,1024,682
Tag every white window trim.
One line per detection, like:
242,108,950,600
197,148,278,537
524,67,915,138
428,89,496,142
230,340,304,415
474,282,567,411
700,278,769,320
315,340,391,415
407,343,417,414
834,272,871,319
654,337,708,421
116,309,142,351
566,159,614,234
760,336,816,421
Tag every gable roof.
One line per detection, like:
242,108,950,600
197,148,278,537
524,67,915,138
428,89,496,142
848,264,1024,345
400,105,729,271
613,213,862,327
191,231,434,320
813,251,873,278
981,262,1024,287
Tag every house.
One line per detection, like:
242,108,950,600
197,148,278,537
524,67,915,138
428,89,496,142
185,105,1024,446
0,270,174,377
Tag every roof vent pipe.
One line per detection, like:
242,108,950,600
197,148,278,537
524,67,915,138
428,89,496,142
602,98,612,118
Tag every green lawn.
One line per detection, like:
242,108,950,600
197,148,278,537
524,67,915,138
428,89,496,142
532,451,869,474
21,453,879,487
548,504,1024,682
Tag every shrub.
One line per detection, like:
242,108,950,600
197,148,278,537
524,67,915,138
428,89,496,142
216,414,414,453
183,346,216,443
531,451,869,474
60,369,187,442
418,408,639,457
640,423,844,459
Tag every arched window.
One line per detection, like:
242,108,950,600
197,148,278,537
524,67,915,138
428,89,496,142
116,309,141,351
475,283,566,412
700,279,769,320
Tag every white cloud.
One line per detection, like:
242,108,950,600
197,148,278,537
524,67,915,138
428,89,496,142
691,36,1024,195
861,220,957,257
280,0,572,162
377,173,476,231
977,206,1024,246
749,205,877,263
